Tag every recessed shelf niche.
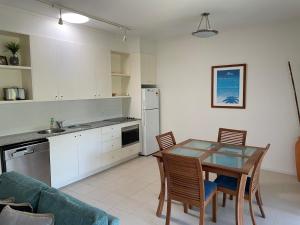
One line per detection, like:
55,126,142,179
0,30,32,101
111,51,130,97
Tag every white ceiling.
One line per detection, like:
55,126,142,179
1,0,300,39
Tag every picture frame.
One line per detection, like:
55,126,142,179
0,56,8,65
211,64,246,109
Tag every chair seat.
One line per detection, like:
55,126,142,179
214,175,251,194
204,180,217,200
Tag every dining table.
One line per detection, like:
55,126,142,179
152,138,266,225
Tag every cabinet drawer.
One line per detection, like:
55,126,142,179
102,125,120,134
102,138,121,153
102,130,121,142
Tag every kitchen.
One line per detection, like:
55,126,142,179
0,3,159,189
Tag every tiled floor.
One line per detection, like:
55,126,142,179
61,156,300,225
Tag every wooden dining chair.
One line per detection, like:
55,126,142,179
155,131,177,217
162,153,217,225
212,128,248,200
156,131,177,151
214,144,270,225
218,128,247,146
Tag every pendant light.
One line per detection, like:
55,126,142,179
192,12,218,38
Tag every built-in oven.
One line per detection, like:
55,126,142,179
122,124,140,147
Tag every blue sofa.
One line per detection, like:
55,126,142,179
0,172,119,225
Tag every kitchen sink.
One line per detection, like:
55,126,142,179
38,128,66,134
67,124,92,129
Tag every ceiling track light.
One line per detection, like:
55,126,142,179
192,12,218,38
122,28,128,42
58,8,63,25
35,0,130,40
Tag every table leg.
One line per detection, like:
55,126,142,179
156,158,165,217
235,174,247,225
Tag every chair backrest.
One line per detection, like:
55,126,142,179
250,144,270,194
218,128,247,146
156,131,176,151
162,153,205,206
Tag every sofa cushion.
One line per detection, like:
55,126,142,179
107,214,120,225
214,175,251,194
0,206,54,225
37,188,108,225
0,202,33,213
0,172,49,212
0,197,15,204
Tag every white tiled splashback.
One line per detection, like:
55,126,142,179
0,98,128,136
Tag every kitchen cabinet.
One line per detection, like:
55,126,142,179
48,121,140,188
94,48,112,98
30,36,59,101
49,128,102,188
48,133,79,188
78,128,102,177
30,35,112,101
102,124,121,153
141,54,156,85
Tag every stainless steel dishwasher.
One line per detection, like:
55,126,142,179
1,139,51,186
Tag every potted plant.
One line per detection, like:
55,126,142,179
5,42,20,66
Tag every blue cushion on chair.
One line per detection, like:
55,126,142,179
214,175,251,194
204,180,217,200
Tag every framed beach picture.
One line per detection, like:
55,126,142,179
211,64,246,109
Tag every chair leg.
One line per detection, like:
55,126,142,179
184,203,188,214
255,190,266,218
222,193,227,207
166,198,172,225
189,204,193,209
229,195,233,200
249,197,257,225
205,171,210,181
256,188,264,206
212,193,217,223
199,207,205,225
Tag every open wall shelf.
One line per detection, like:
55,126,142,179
0,30,32,101
111,51,131,97
0,65,31,70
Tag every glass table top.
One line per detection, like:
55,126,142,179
170,147,206,158
182,140,217,150
217,146,258,156
203,153,248,169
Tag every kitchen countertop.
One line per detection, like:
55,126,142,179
0,117,140,146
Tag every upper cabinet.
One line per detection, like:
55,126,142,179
141,53,156,85
30,36,59,101
94,47,112,98
30,35,112,101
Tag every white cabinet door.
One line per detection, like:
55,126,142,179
78,128,102,176
141,54,156,85
76,44,97,99
48,133,79,188
30,36,59,101
57,41,82,100
95,48,112,98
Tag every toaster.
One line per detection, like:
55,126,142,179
3,88,26,101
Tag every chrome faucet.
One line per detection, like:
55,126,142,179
56,121,64,129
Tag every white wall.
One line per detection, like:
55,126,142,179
0,99,123,136
156,20,300,175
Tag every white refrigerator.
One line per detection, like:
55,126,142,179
141,88,160,156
